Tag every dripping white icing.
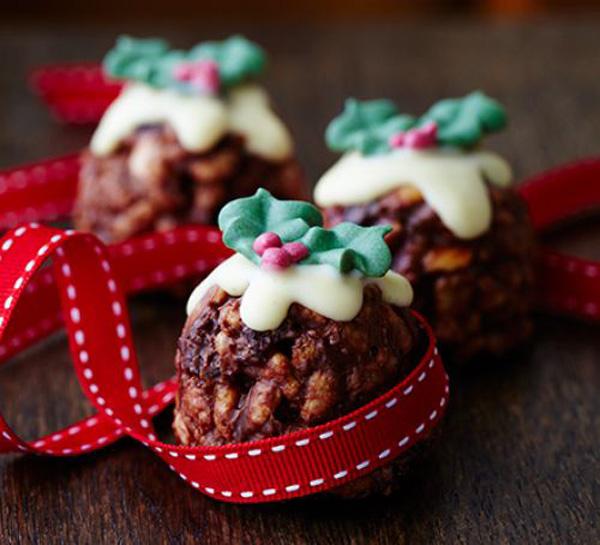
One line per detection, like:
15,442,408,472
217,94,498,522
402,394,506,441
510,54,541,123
186,253,413,332
314,148,512,239
90,83,293,162
227,85,293,161
91,84,227,155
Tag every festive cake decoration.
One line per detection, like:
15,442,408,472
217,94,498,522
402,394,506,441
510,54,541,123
104,35,265,93
188,36,265,88
186,189,412,331
90,35,292,161
326,92,506,156
315,92,512,239
219,188,392,276
389,122,437,150
172,60,220,94
418,92,507,149
326,99,415,156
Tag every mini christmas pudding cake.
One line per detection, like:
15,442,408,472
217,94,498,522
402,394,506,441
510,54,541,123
75,35,305,242
315,93,537,361
174,189,430,496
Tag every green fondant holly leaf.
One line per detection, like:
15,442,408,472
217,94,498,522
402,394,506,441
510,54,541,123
300,223,392,277
218,188,323,264
325,92,507,155
218,189,393,277
419,91,507,148
190,35,266,88
103,34,266,91
326,99,415,156
104,36,174,87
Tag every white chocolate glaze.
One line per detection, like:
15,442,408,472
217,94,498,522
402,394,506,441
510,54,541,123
90,83,293,162
91,84,227,155
186,253,413,332
227,84,293,162
314,148,512,239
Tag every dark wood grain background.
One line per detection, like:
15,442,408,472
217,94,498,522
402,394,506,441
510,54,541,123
0,19,599,545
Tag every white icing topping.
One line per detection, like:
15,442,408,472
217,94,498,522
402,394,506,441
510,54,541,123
314,148,513,239
91,84,227,155
90,83,293,162
227,85,293,162
186,253,413,332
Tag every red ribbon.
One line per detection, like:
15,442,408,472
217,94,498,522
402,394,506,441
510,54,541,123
0,153,80,229
518,157,600,320
30,64,120,124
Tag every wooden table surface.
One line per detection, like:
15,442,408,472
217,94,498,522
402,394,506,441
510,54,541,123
0,19,599,545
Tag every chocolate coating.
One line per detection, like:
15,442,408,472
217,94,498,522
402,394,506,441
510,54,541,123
322,184,536,361
173,284,425,496
74,127,305,243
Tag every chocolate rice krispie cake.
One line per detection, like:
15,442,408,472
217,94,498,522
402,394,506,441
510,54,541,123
173,189,429,496
315,93,537,361
74,35,305,243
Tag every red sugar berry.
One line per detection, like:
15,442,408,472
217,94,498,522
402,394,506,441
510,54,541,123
389,132,406,149
191,62,220,94
261,247,292,271
389,122,438,150
173,60,220,94
253,232,282,256
173,65,192,80
404,122,437,149
282,242,309,262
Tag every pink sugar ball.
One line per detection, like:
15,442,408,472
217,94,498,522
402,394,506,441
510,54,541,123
261,247,292,270
405,122,437,149
253,232,282,256
282,242,309,262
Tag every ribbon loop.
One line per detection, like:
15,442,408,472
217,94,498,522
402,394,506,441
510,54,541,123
51,229,151,436
0,224,154,455
0,223,234,454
